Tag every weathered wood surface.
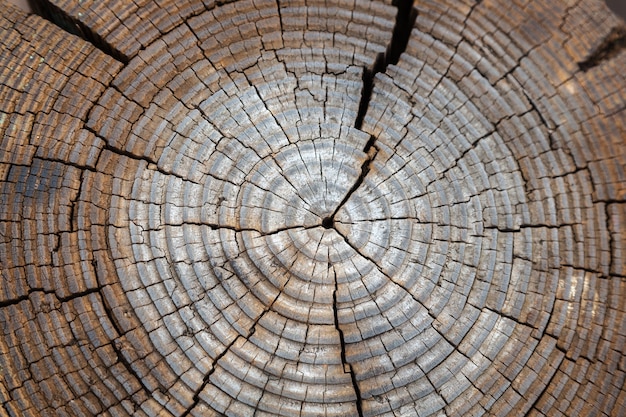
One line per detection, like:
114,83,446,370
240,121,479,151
1,0,625,416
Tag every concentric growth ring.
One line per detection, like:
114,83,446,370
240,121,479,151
0,1,624,417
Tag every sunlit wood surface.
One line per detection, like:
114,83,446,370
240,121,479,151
0,0,625,416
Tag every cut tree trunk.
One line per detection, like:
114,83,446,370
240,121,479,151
0,0,625,416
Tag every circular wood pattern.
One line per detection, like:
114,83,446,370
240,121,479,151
1,1,625,416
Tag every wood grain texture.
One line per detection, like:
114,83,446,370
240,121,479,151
1,0,625,416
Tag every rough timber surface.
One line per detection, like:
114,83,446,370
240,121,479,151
0,0,625,416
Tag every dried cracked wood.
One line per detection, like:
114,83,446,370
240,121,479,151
0,0,625,416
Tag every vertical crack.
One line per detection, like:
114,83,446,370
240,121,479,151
605,203,615,276
275,0,284,33
68,169,86,233
331,266,364,417
341,0,417,217
354,0,418,129
354,54,385,130
387,0,419,66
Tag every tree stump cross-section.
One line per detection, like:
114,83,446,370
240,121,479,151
0,0,625,416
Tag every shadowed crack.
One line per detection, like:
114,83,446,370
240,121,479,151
331,266,364,417
387,0,419,66
326,0,417,228
578,27,626,71
29,0,129,64
355,0,418,129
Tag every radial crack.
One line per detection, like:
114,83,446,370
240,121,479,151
275,0,284,33
101,144,193,183
354,54,385,130
605,203,616,276
97,292,153,402
354,0,418,129
331,266,364,417
324,135,378,227
336,0,417,226
180,333,245,417
29,0,129,64
521,352,566,417
387,0,419,66
334,227,460,409
578,26,626,72
181,278,287,416
181,221,320,238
